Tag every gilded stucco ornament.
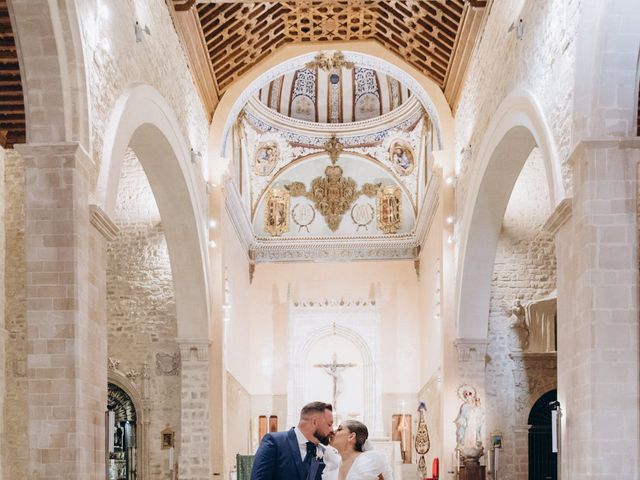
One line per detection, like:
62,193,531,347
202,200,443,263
305,50,355,71
264,187,290,236
377,185,401,234
287,165,357,231
324,134,344,164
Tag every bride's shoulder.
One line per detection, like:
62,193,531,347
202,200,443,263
350,451,393,480
353,451,387,471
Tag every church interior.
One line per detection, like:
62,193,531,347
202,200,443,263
0,0,638,479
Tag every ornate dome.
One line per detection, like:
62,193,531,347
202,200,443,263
254,64,413,124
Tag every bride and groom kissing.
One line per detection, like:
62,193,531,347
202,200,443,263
251,402,393,480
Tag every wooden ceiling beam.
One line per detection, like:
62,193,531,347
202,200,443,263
167,3,219,119
170,0,488,110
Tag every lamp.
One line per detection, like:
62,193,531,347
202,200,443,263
508,19,524,40
135,21,150,43
190,148,202,165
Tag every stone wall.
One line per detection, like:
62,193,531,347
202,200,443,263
486,149,557,480
3,148,28,478
107,149,180,478
0,147,4,477
455,0,580,215
75,0,209,182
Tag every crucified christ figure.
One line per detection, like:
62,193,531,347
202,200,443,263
314,352,357,412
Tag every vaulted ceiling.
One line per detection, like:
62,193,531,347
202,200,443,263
169,0,489,120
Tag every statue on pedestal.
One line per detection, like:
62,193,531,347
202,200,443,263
454,385,484,460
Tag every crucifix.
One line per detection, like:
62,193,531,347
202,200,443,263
314,352,357,412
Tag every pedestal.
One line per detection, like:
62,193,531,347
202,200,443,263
459,458,486,480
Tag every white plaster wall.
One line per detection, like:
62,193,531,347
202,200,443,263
486,148,557,480
455,0,580,212
75,0,209,182
221,205,428,403
107,149,180,478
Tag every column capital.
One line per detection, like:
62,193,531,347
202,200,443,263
178,339,210,362
14,141,93,170
453,338,488,363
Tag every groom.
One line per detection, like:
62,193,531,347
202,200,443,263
251,401,335,480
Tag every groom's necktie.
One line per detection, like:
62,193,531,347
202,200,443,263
303,441,316,469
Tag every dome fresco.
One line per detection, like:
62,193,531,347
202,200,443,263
254,66,413,124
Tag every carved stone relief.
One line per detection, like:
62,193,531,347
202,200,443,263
156,352,181,376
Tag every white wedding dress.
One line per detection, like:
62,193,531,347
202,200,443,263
322,449,393,480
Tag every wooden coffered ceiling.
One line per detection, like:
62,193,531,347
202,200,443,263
169,0,490,120
0,0,25,147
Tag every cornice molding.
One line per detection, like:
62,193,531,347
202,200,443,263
567,136,640,167
89,204,119,241
414,172,441,247
246,95,423,137
221,51,444,155
223,178,253,258
542,197,572,236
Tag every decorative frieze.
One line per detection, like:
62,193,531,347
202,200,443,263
454,338,489,363
178,341,209,363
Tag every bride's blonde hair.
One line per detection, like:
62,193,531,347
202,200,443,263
342,420,368,452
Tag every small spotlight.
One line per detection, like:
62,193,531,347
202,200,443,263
446,215,455,224
445,175,457,187
209,240,217,248
208,219,217,229
135,21,150,43
190,148,202,164
447,235,455,244
508,18,524,40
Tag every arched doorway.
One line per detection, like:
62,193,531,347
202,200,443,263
528,389,557,480
107,383,138,480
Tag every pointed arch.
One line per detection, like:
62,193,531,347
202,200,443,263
456,90,564,339
96,84,210,340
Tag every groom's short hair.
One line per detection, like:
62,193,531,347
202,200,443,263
300,401,333,418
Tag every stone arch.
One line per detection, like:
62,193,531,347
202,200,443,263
456,90,564,339
108,370,149,480
572,1,640,138
294,325,377,424
9,0,89,147
97,84,209,340
287,307,382,434
208,41,455,168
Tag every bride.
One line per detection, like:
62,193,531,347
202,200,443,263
323,420,393,480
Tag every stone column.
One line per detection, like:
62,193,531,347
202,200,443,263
555,139,639,480
178,340,212,480
0,146,6,478
17,142,108,480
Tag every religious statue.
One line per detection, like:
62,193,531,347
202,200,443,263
454,385,484,460
314,352,356,412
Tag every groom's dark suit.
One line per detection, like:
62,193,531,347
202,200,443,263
251,428,325,480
